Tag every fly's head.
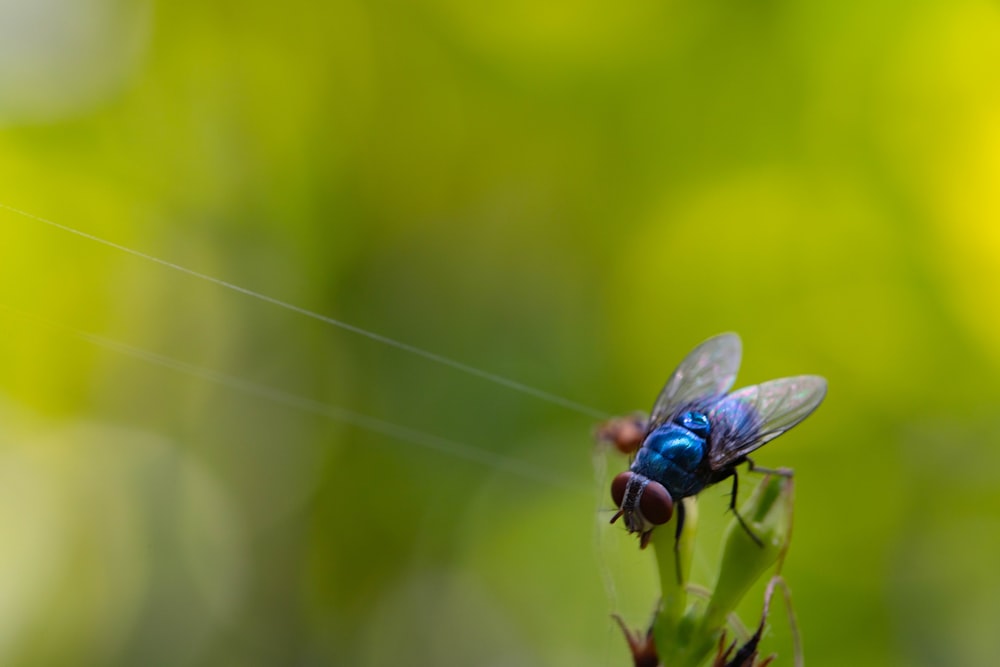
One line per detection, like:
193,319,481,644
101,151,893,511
610,471,674,546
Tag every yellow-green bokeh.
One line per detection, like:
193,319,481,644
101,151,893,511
2,0,1000,665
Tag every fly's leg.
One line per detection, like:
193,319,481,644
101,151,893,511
673,500,687,583
640,530,653,549
729,468,764,548
746,457,794,478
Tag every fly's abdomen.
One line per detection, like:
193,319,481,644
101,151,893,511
632,424,707,498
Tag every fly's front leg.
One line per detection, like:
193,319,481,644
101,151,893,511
672,500,686,584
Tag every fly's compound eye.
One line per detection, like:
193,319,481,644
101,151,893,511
638,480,674,525
610,473,674,525
680,410,711,439
610,471,632,508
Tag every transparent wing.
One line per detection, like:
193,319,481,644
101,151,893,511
706,375,827,469
648,333,743,431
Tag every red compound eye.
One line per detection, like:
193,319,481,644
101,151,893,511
610,472,632,508
639,480,674,525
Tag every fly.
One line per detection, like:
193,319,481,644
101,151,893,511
601,333,827,548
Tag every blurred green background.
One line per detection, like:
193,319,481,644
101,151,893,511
1,0,999,665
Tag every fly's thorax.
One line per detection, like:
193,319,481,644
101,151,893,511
631,422,709,498
640,424,707,469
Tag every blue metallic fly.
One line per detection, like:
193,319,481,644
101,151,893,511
604,333,827,548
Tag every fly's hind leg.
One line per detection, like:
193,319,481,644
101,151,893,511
746,457,794,479
728,468,764,548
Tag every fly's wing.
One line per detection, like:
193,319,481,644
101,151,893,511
706,375,827,469
648,333,743,431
